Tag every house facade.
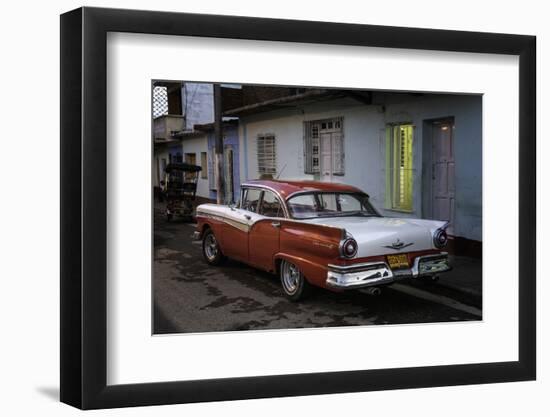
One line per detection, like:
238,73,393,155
231,91,482,248
175,122,240,203
153,82,240,203
205,123,240,204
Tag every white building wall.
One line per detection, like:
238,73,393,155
240,94,482,242
242,98,386,205
180,135,211,199
244,112,312,181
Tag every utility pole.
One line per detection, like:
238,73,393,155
213,84,225,204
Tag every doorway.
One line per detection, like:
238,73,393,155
320,132,333,182
224,146,235,203
318,118,343,182
184,152,197,181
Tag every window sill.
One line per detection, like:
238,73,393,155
384,208,415,214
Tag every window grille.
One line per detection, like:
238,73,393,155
257,134,277,176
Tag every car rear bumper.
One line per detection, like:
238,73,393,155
326,252,451,290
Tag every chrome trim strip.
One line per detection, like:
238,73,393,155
196,210,251,233
326,262,396,289
195,211,226,223
383,239,414,250
326,273,398,289
327,261,390,272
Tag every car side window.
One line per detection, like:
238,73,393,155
259,191,282,217
242,188,262,213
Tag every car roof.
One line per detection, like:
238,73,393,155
242,179,365,200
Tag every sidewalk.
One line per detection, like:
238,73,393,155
436,255,482,297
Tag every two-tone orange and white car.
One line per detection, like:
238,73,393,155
194,180,451,301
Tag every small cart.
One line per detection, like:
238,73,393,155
160,162,202,222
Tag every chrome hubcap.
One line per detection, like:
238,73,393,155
282,261,300,294
204,234,218,260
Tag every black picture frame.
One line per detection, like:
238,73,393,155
60,6,536,410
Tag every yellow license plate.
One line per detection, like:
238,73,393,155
387,254,409,269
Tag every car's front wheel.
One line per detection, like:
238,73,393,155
280,260,311,301
202,229,225,265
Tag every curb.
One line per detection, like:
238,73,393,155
404,278,482,308
436,281,482,298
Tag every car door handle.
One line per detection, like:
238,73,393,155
271,221,281,228
244,214,252,220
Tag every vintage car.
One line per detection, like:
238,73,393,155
194,180,451,301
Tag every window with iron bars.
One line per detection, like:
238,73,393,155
257,134,277,177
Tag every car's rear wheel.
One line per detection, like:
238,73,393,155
202,229,225,265
280,260,311,301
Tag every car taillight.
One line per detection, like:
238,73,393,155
341,238,358,258
433,228,448,248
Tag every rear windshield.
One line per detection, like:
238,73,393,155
287,192,380,219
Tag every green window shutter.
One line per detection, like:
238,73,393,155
386,124,414,211
402,125,414,211
385,126,392,209
392,126,400,208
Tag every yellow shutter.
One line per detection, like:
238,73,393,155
386,124,414,211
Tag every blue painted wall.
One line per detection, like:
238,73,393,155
207,125,240,203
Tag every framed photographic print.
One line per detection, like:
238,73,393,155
60,6,536,410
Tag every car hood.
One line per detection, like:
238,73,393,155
303,216,447,257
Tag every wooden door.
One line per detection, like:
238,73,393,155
431,121,455,234
224,146,234,203
320,133,333,182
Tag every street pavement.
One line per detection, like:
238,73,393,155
154,210,482,334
